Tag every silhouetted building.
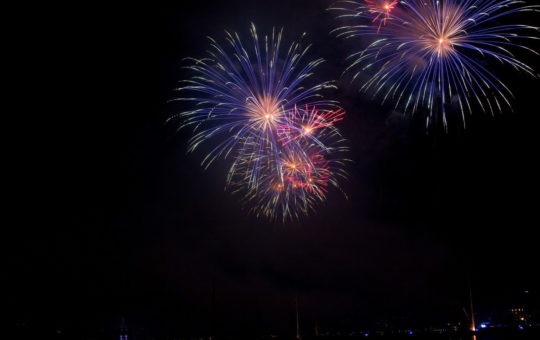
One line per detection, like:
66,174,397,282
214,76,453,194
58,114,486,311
210,279,217,339
120,318,129,340
511,307,526,324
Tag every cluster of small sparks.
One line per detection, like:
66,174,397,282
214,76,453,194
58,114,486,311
330,0,539,128
172,24,349,221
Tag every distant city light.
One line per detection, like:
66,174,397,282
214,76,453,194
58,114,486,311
364,333,369,337
480,323,487,329
408,330,413,335
519,325,524,330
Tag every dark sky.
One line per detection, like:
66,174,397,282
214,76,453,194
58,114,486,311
9,1,540,338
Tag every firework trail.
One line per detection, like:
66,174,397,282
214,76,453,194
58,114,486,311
330,0,539,128
171,24,348,221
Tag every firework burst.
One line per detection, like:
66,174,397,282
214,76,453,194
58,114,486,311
331,0,539,128
171,24,348,221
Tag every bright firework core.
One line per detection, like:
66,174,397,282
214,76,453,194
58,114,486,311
247,95,281,128
435,36,453,56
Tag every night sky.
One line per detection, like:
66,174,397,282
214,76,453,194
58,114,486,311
9,1,540,338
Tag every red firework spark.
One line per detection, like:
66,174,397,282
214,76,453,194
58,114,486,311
365,0,398,32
